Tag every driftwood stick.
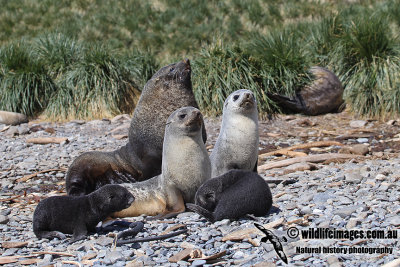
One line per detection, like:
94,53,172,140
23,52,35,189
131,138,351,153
16,168,67,183
26,137,68,144
259,141,344,159
258,153,362,172
32,251,75,257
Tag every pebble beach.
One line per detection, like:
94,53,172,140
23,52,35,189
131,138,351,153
0,111,399,266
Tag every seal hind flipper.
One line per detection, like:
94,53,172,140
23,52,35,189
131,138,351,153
267,92,306,114
34,230,66,240
186,203,215,222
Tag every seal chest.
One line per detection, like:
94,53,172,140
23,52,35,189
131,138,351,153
113,107,211,218
210,89,259,177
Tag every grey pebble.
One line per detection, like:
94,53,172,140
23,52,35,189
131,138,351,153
0,215,9,224
191,259,207,266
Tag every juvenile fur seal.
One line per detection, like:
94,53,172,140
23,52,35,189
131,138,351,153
268,66,344,115
186,170,272,222
33,185,134,242
66,59,206,196
210,89,259,177
113,107,211,218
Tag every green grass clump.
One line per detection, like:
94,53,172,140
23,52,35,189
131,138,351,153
193,28,313,116
45,44,142,120
333,13,400,118
0,42,56,116
248,27,311,98
193,41,272,115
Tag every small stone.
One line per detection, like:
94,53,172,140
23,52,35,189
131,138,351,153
232,251,245,259
313,193,335,203
191,259,206,266
106,251,125,264
349,120,367,128
346,218,359,229
333,206,360,218
375,174,386,181
0,215,9,224
385,216,400,226
350,144,369,155
18,124,30,135
5,126,18,137
356,138,369,144
344,171,363,184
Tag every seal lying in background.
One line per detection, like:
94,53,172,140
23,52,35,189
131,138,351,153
0,110,28,125
33,185,134,242
268,66,344,115
186,170,272,222
210,89,259,177
66,59,206,196
113,107,211,218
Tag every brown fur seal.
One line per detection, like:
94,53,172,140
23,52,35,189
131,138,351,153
210,89,259,177
66,59,206,196
113,107,211,218
0,110,28,125
268,66,344,115
186,170,272,222
33,184,134,242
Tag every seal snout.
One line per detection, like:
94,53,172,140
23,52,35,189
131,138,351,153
184,109,202,126
240,92,255,108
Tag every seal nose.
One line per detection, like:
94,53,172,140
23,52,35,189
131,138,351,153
192,109,201,119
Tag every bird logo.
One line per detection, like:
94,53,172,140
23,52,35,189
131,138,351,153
254,222,288,264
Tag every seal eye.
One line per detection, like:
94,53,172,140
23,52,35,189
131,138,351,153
233,95,239,101
205,193,214,200
179,114,186,119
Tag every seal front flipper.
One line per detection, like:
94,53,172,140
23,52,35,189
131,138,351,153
267,92,306,114
186,203,215,222
34,231,66,240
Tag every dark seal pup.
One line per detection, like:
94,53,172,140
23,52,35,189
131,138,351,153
33,184,134,242
66,59,206,196
268,66,344,115
186,169,272,222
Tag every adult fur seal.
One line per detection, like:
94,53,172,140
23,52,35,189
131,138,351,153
186,169,272,222
66,59,206,196
210,89,259,177
113,107,211,218
33,185,134,242
267,66,344,115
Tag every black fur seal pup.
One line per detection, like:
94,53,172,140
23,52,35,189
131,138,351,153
267,66,344,115
210,89,259,177
33,184,134,242
66,59,206,196
186,169,272,222
113,107,211,218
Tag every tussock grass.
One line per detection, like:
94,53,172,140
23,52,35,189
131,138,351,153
333,13,400,118
0,42,56,116
1,0,400,119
